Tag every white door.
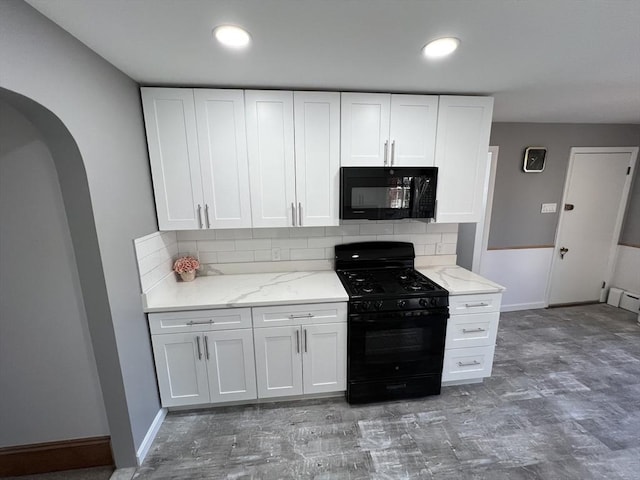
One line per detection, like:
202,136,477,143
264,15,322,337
194,89,252,229
340,93,391,166
549,147,637,305
293,91,340,227
152,333,209,407
141,88,203,230
389,95,438,167
245,90,296,228
204,329,257,403
253,326,303,398
302,323,347,394
434,96,494,223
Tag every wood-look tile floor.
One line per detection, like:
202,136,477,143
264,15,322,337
134,305,640,479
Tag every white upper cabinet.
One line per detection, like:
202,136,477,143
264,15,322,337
434,96,494,223
142,87,252,230
194,89,252,229
341,93,438,167
341,93,391,166
245,90,297,228
389,95,439,167
246,90,340,228
141,88,203,230
293,91,340,227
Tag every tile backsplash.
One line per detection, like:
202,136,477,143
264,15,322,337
177,220,458,274
134,231,178,292
134,221,458,292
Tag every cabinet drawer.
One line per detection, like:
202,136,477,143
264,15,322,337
149,308,252,334
445,312,499,349
442,345,495,382
252,303,347,328
449,293,501,314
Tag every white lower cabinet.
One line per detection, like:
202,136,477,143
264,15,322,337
442,292,502,384
253,303,347,399
149,309,257,407
149,302,347,408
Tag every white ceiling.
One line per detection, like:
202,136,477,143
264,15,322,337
26,0,640,123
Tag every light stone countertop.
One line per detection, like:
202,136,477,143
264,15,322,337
143,270,349,313
418,265,505,295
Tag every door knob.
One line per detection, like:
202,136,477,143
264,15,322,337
559,247,568,259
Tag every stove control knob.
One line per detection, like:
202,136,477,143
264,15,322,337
374,301,384,310
431,297,440,306
361,301,371,311
397,300,407,309
419,298,429,308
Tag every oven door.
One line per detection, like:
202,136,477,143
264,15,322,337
348,308,448,382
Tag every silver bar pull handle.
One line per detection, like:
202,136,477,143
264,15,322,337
391,140,396,166
204,204,211,229
295,330,300,354
187,319,215,326
289,313,314,319
197,204,203,229
304,329,308,353
204,335,209,360
458,360,481,367
195,336,202,360
462,328,487,333
298,202,302,227
291,202,296,227
465,302,489,308
383,140,389,166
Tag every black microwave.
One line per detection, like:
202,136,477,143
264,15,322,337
340,167,438,220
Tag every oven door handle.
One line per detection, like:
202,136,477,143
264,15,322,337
349,311,449,323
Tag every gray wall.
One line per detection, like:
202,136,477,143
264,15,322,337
0,0,159,467
489,123,640,249
0,102,109,447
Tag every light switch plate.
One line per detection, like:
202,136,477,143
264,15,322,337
541,203,557,213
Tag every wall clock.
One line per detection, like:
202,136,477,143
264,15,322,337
523,147,547,172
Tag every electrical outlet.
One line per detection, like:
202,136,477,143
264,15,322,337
541,203,557,213
271,247,281,261
436,243,444,254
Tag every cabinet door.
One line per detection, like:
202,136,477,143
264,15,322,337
389,95,438,167
141,88,204,230
434,96,494,223
340,93,391,166
302,323,346,394
245,90,296,228
204,329,257,403
194,89,252,229
152,333,209,407
253,326,303,398
294,91,340,227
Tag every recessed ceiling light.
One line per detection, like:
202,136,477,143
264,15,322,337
213,25,251,49
422,37,460,59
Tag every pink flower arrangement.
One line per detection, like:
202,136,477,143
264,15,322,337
173,256,200,274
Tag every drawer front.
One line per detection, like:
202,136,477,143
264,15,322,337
449,293,502,315
149,308,252,334
445,312,499,349
252,302,347,328
442,345,495,382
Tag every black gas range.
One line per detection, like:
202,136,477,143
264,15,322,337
335,241,449,404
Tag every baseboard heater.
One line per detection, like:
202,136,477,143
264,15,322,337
607,287,640,313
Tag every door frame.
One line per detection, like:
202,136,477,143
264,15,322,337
475,146,499,273
546,146,638,306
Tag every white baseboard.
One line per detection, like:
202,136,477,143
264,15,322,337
501,301,547,312
136,408,167,466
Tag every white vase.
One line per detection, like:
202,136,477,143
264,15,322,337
179,270,196,282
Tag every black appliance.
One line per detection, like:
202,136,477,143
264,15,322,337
340,166,438,220
335,241,449,404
